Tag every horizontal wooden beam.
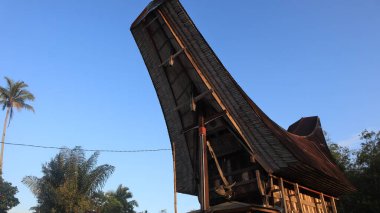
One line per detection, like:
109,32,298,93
159,48,184,67
181,110,226,134
173,89,213,112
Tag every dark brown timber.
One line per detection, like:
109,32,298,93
199,114,209,211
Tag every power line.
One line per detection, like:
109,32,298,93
2,141,171,153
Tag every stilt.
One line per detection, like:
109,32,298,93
199,114,210,211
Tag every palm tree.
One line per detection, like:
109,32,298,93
0,77,35,173
106,185,138,213
23,147,115,213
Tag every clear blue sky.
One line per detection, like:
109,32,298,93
1,0,379,212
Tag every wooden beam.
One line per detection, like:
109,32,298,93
204,110,227,125
294,184,304,213
267,175,274,193
331,197,338,213
279,178,288,213
159,48,184,67
199,114,210,211
320,193,328,213
182,110,226,134
174,89,213,112
256,170,265,196
255,170,269,207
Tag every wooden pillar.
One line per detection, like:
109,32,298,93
255,170,268,207
331,197,338,213
199,114,210,211
294,184,304,213
279,178,288,213
320,193,328,213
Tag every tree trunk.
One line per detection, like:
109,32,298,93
0,107,10,174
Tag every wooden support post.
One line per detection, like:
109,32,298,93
279,178,288,213
255,170,265,196
294,183,304,213
172,141,177,213
331,197,337,213
320,193,328,213
268,176,274,192
199,114,210,211
255,170,269,207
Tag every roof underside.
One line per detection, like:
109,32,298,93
131,0,355,196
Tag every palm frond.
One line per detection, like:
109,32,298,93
1,77,35,125
22,103,35,112
0,86,9,99
4,77,14,89
87,164,115,193
16,90,35,101
85,151,100,172
22,176,42,196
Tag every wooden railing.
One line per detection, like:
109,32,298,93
265,175,338,213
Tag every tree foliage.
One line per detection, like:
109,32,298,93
328,130,380,213
92,185,138,213
106,185,138,213
23,147,114,213
328,142,352,172
0,76,35,122
102,196,123,213
0,175,19,213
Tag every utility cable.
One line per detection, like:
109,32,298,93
2,141,171,153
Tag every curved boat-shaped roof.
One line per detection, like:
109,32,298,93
131,0,355,196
